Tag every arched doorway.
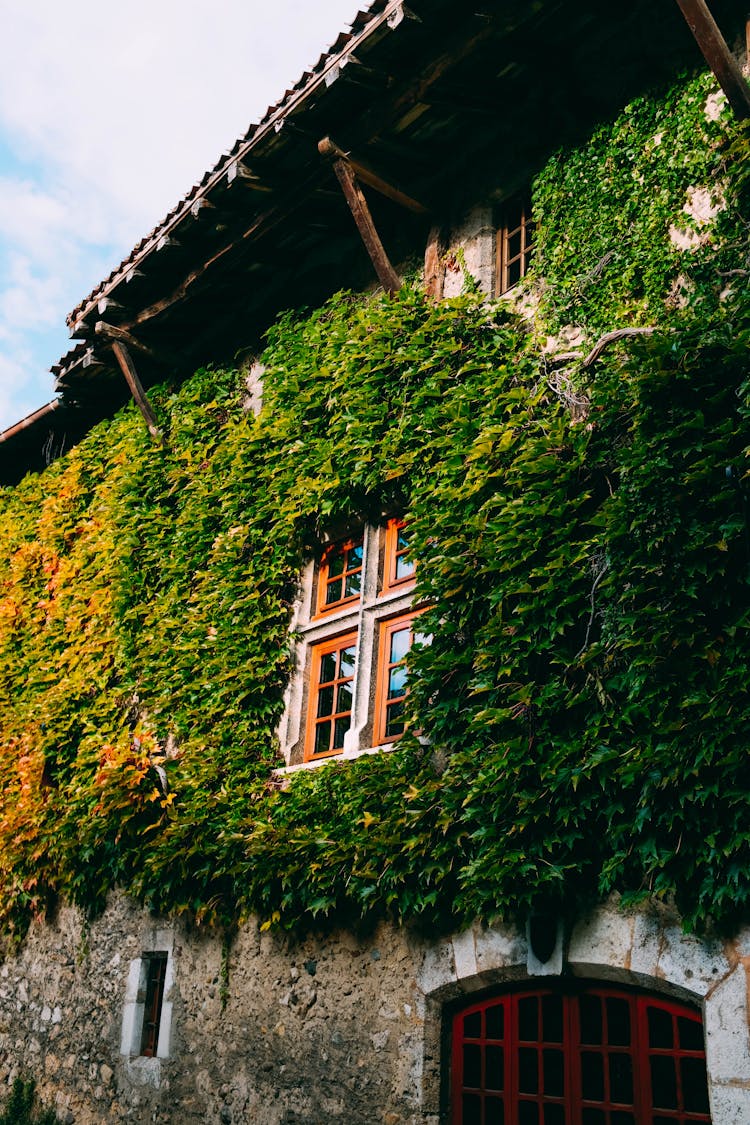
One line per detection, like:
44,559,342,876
451,983,711,1124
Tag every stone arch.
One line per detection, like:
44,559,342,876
415,900,750,1123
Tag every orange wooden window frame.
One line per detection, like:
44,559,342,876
382,518,416,595
315,535,364,617
374,610,425,746
496,194,535,295
304,630,358,761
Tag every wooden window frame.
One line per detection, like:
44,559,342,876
451,984,711,1124
373,610,424,746
304,630,358,761
382,518,416,595
496,193,535,296
314,534,364,618
139,952,168,1058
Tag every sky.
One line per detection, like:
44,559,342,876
0,0,363,432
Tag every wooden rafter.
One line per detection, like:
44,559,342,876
111,340,162,441
318,137,428,214
674,0,750,119
318,139,401,294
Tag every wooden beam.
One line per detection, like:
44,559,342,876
318,141,401,294
95,321,160,361
111,340,162,441
674,0,750,119
318,136,428,214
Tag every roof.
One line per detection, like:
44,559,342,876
2,0,748,483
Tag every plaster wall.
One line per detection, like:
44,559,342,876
0,894,748,1123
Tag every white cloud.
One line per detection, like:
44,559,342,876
0,0,362,429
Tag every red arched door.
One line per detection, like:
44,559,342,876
451,985,711,1124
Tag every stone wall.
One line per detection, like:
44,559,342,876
0,893,748,1123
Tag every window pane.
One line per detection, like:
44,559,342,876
609,1053,633,1105
518,1047,538,1094
507,258,522,288
345,571,361,598
507,230,522,260
485,1045,504,1091
333,716,350,749
580,995,603,1045
388,664,408,699
606,997,630,1046
389,626,410,664
486,1096,504,1124
581,1111,605,1125
395,555,415,580
340,645,357,675
320,652,337,683
650,1057,678,1109
464,1011,481,1039
544,1106,565,1125
328,551,345,578
486,1004,504,1041
518,996,538,1042
519,1102,539,1125
681,1057,710,1113
581,1051,604,1101
678,1016,703,1051
462,1093,482,1125
611,1114,634,1125
542,994,563,1043
648,1006,673,1049
385,700,405,738
350,543,364,564
314,721,331,755
336,683,352,714
543,1049,564,1097
463,1044,482,1088
316,685,334,719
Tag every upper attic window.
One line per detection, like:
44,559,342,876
496,193,535,295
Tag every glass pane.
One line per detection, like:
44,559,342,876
384,700,405,738
581,1051,604,1101
518,1047,538,1094
328,551,345,578
344,571,361,598
388,664,408,699
508,230,522,260
542,994,563,1043
609,1053,633,1105
463,1043,482,1088
485,1045,504,1091
486,1004,504,1041
397,528,409,552
681,1057,710,1113
350,543,364,564
519,1103,539,1125
678,1016,703,1051
463,1011,481,1039
581,1112,605,1125
648,1007,673,1049
580,995,603,1045
333,716,350,749
518,996,539,1042
543,1049,564,1097
650,1056,678,1109
395,554,415,580
525,221,535,247
611,1114,634,1125
507,258,522,288
486,1096,504,1125
544,1106,565,1125
313,721,331,755
320,652,337,683
340,645,356,675
336,682,352,714
389,626,410,664
316,685,334,719
462,1093,482,1125
606,997,630,1046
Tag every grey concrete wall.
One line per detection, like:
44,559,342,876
0,893,747,1123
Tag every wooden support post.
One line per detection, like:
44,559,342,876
318,139,401,294
111,340,162,441
674,0,750,119
424,224,446,299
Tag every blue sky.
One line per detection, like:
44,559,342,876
0,0,362,431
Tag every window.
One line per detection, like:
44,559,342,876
140,953,168,1057
315,535,364,616
496,193,535,295
305,631,358,759
282,518,423,768
451,984,711,1125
